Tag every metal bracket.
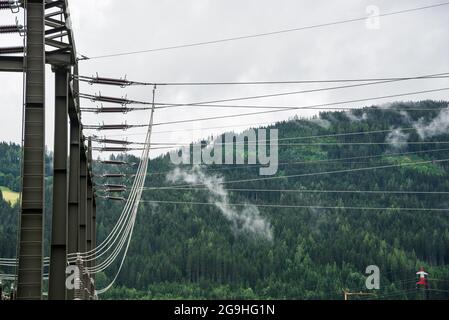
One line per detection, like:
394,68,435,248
9,0,19,13
15,16,25,36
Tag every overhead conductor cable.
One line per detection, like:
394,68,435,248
67,86,157,295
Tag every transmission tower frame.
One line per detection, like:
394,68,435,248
0,0,97,300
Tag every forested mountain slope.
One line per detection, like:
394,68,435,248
1,100,449,299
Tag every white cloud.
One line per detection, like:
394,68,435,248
166,166,273,240
413,106,449,140
386,128,409,150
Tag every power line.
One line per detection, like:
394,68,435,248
149,158,449,189
80,106,153,113
143,147,449,176
78,93,147,106
91,146,170,152
81,104,447,114
80,2,449,60
145,141,449,147
98,120,282,138
90,140,147,146
151,127,419,143
151,87,449,127
90,141,449,154
74,86,158,296
140,200,449,212
83,124,148,130
142,187,449,195
154,74,449,109
99,86,157,293
77,73,449,108
105,112,438,137
93,148,449,180
76,74,449,87
424,288,449,293
429,278,449,282
155,104,447,111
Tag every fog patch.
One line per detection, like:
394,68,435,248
166,166,273,241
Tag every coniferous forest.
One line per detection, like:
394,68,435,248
1,100,449,299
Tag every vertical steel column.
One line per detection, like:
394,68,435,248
48,67,69,300
79,140,88,298
17,0,46,300
86,137,93,299
67,66,80,300
79,145,87,253
67,117,79,300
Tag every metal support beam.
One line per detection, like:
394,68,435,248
67,66,80,300
0,56,24,72
0,55,73,73
17,0,46,300
86,137,93,300
48,66,69,300
78,141,87,282
74,70,86,304
67,120,79,299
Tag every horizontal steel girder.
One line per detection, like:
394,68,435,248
0,56,23,72
0,52,73,73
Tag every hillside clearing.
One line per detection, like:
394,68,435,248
0,186,20,205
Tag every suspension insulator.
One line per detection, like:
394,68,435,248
103,184,126,189
94,95,130,105
0,25,23,34
81,107,131,114
104,196,126,201
94,138,132,145
79,93,133,106
95,147,132,152
101,173,126,178
85,75,132,87
98,160,129,166
0,1,20,12
105,188,126,193
99,124,131,131
97,107,131,114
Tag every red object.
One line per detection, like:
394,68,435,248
416,266,429,287
416,277,427,286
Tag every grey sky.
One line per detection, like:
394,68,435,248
1,0,448,159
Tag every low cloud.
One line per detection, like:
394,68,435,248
413,106,449,140
166,166,273,241
386,128,409,151
345,110,368,122
398,110,412,124
384,106,449,149
311,118,331,129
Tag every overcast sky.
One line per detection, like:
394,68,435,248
0,0,448,159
